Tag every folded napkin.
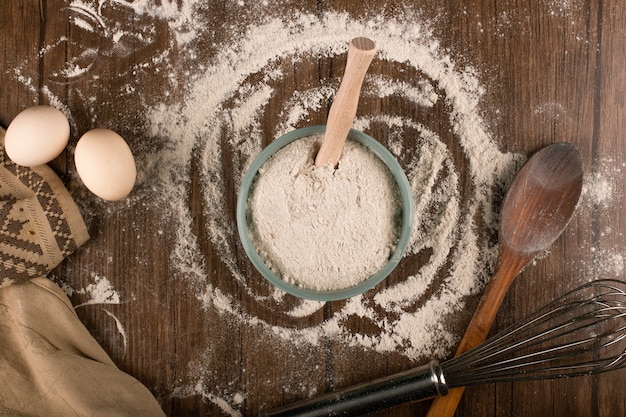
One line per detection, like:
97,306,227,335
0,126,89,283
0,277,166,416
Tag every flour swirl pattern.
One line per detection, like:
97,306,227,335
150,13,519,359
17,3,518,360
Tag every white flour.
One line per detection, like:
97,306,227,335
19,6,520,413
142,10,521,361
247,135,401,290
14,2,621,416
55,272,129,354
72,273,122,308
581,159,626,279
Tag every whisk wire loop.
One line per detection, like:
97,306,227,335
443,279,626,387
261,280,626,417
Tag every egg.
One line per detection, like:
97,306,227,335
4,105,70,167
74,128,137,201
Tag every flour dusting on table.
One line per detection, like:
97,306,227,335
137,9,523,365
72,273,122,308
14,1,622,416
19,5,519,413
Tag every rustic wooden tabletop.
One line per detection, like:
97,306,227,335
1,0,625,416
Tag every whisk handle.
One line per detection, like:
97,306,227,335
260,360,448,417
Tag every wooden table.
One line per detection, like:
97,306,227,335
1,1,625,416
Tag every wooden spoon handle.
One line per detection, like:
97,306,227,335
315,37,376,167
426,245,531,417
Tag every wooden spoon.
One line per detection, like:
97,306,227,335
426,142,583,417
315,37,376,168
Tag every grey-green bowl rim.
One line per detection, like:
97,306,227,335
236,125,414,301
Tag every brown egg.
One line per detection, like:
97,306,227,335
75,128,137,201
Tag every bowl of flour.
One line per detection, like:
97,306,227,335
237,125,413,301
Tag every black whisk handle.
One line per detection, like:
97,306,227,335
260,360,448,417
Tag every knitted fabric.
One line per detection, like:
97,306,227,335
0,127,88,282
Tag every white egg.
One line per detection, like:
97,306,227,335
4,105,70,167
74,128,137,201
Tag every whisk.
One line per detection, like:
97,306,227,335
262,279,626,417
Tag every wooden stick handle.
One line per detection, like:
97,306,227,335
315,37,376,167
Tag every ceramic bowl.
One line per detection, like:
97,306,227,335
236,125,414,301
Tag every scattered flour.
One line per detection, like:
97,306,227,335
579,158,626,279
73,273,122,308
20,6,520,412
546,0,582,17
66,0,200,46
17,2,622,416
583,167,617,209
103,308,129,355
56,272,128,354
170,382,243,417
367,75,439,107
591,251,625,277
140,10,521,363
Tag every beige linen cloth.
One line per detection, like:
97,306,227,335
0,127,166,416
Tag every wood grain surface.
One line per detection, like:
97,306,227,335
1,1,625,416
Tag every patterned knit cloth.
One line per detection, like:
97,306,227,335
0,127,88,283
0,127,165,416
